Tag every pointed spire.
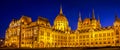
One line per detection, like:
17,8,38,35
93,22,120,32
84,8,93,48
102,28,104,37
89,13,90,18
115,14,119,21
98,16,100,22
92,9,95,19
98,16,101,27
60,5,63,14
78,12,82,22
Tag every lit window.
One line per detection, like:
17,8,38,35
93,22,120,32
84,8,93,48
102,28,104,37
83,35,85,38
83,43,85,45
107,33,110,36
103,33,106,37
86,35,89,38
47,32,50,36
99,34,102,37
91,42,93,45
103,38,106,40
116,30,119,35
96,42,97,44
69,37,71,39
99,42,102,44
0,40,3,42
80,43,82,45
108,42,110,44
95,34,98,37
40,31,44,35
73,37,75,39
87,43,89,45
116,40,119,43
76,37,78,39
104,42,106,44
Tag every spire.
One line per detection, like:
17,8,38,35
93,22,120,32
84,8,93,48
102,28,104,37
115,14,119,21
60,5,63,14
98,16,100,22
92,9,95,19
98,16,101,27
78,12,82,22
89,13,90,18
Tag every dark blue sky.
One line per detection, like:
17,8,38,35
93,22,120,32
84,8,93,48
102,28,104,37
0,0,120,38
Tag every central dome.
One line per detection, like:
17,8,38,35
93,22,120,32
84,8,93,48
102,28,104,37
53,6,70,31
54,6,68,24
83,18,91,24
54,14,68,22
54,6,68,22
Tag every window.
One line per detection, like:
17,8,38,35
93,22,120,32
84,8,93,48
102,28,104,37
116,36,119,38
79,36,82,38
99,42,102,44
107,33,110,36
22,42,24,44
113,41,114,43
76,43,78,45
40,31,44,35
61,36,63,39
116,40,119,43
103,38,106,40
108,42,110,44
95,34,98,37
73,36,75,39
76,37,78,39
83,35,85,38
91,42,93,45
104,42,106,44
116,30,119,35
80,43,82,45
103,33,106,37
47,32,50,36
35,37,37,41
99,34,102,37
86,35,89,38
111,33,113,36
87,43,89,45
58,36,60,39
96,42,98,44
47,38,50,40
83,43,85,45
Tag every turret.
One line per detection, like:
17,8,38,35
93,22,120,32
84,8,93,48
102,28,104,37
60,5,63,14
97,16,101,28
92,9,95,20
113,14,120,27
91,9,98,29
77,12,82,30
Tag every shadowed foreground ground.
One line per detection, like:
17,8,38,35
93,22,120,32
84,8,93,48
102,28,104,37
0,48,120,50
0,47,120,50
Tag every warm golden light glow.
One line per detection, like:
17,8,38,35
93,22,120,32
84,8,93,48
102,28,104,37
4,6,120,48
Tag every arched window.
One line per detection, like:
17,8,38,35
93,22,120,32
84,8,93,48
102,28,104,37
116,30,119,35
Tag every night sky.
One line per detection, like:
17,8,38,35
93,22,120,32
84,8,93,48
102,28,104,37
0,0,120,38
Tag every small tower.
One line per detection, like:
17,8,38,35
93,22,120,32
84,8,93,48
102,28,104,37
91,9,98,29
78,12,82,22
60,5,63,14
115,14,119,21
77,12,82,30
92,9,96,20
113,14,120,27
98,16,101,28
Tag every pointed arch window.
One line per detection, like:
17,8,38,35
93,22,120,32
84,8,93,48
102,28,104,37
116,30,119,35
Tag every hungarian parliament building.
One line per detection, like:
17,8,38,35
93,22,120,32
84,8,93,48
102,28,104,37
4,6,120,48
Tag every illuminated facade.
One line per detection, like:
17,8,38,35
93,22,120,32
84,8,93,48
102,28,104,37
4,6,120,48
